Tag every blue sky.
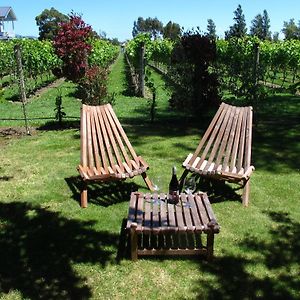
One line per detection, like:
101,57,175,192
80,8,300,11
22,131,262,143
4,0,300,40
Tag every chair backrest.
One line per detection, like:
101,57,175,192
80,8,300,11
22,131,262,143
190,102,253,174
80,104,140,174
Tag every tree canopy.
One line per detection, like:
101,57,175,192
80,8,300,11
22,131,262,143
132,17,163,39
35,7,69,41
163,21,181,40
282,19,300,40
250,10,271,40
206,19,217,39
225,4,247,39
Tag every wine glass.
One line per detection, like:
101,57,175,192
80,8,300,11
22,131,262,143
152,176,160,193
152,176,161,204
183,176,196,208
184,176,196,195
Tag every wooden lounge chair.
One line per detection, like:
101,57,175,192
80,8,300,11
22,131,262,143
181,102,254,206
78,104,154,207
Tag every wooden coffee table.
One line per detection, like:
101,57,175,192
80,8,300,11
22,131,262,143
126,192,220,261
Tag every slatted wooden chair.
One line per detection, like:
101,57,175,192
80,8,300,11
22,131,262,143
181,102,254,206
78,104,154,208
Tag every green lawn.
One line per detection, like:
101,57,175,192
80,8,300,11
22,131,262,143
0,54,300,299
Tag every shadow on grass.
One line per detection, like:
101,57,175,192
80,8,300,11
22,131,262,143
0,176,13,181
0,201,121,299
65,176,139,207
252,94,300,172
37,120,80,131
196,211,300,299
122,56,137,97
195,177,242,204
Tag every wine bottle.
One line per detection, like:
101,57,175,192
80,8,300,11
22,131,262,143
168,166,179,204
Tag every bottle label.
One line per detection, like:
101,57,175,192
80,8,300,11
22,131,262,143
168,191,179,204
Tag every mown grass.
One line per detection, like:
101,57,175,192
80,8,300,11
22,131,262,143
0,54,300,299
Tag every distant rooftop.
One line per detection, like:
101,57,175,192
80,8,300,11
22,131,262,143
0,6,17,21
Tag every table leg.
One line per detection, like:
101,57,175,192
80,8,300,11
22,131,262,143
130,223,138,261
206,232,215,261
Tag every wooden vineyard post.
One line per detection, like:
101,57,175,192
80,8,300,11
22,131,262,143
14,44,30,135
139,42,145,97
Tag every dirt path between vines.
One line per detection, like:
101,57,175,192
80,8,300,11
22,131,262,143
29,77,65,100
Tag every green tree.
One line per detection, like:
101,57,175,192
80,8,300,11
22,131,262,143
282,19,300,40
272,31,279,41
262,10,272,40
206,19,217,39
225,4,247,39
132,17,163,39
250,14,264,39
163,21,181,40
35,7,69,41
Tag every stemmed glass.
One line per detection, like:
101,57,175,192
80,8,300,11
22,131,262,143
184,176,196,195
183,176,196,208
152,176,161,204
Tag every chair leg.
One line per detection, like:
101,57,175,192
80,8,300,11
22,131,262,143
141,172,154,191
242,180,250,207
81,182,88,208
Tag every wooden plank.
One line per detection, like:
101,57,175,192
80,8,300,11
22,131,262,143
78,165,89,180
202,193,218,225
175,200,186,232
198,160,208,171
190,103,226,167
96,106,116,172
132,159,145,174
203,104,232,172
106,104,139,161
189,194,204,232
214,105,236,169
228,106,244,172
130,159,140,171
167,201,177,232
103,105,132,168
159,193,168,230
236,107,247,172
195,105,228,170
100,106,124,171
143,194,152,234
152,194,160,234
86,107,95,169
114,164,125,177
191,157,201,169
244,107,253,169
135,193,144,233
194,193,209,231
181,194,194,232
222,107,240,171
90,108,101,170
80,105,87,167
122,162,133,173
206,162,215,175
138,156,148,169
93,106,109,173
93,167,100,176
126,192,138,229
182,153,193,167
